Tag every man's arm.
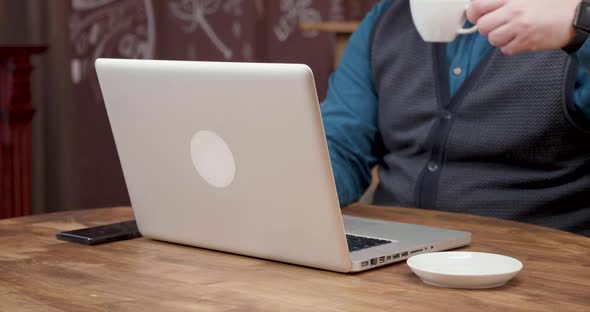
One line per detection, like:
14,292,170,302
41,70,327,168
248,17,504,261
573,40,590,125
466,0,590,124
320,1,391,206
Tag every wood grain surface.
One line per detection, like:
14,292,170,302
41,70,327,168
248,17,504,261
0,206,589,312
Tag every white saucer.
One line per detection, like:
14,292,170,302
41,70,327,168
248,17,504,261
407,252,523,289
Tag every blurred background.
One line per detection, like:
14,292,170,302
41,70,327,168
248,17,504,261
0,0,379,217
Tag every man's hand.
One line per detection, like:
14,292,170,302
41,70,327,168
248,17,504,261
466,0,580,55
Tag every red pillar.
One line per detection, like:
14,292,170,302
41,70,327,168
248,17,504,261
0,46,47,219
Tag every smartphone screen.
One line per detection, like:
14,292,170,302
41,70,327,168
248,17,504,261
56,220,141,245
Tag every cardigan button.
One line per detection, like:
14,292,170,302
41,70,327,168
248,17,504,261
442,110,453,120
427,162,439,172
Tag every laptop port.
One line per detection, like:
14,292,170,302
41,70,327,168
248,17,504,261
386,256,392,261
401,252,409,257
370,258,378,266
392,253,400,259
361,261,369,267
379,256,385,263
410,248,423,254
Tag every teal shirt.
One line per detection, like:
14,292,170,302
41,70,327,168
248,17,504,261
321,0,590,206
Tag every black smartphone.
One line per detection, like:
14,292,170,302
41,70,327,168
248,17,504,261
56,220,142,245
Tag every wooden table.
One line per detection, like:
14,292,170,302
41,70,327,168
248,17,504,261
1,206,589,311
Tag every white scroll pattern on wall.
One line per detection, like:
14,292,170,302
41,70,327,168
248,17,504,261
168,0,245,60
273,0,322,42
70,0,156,85
70,0,360,72
68,0,377,99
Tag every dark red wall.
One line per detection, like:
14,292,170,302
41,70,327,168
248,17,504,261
67,0,379,208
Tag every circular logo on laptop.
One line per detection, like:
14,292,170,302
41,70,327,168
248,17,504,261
190,130,236,188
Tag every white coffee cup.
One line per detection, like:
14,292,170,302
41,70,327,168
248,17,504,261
410,0,478,42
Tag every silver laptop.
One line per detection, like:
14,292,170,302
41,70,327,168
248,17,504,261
95,59,471,273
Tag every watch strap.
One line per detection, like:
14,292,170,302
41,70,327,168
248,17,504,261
563,30,588,54
564,1,590,54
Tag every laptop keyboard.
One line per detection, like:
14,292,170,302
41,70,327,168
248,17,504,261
346,234,391,252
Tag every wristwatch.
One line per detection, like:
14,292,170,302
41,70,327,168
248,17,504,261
563,0,590,54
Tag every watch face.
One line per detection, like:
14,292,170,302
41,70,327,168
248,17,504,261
578,2,590,33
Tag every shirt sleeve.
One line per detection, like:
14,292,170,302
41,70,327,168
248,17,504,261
574,39,590,121
320,1,391,206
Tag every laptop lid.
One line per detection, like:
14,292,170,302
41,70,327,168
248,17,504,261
96,59,352,272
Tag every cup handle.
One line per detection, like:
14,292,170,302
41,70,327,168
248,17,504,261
457,25,478,34
457,4,478,35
